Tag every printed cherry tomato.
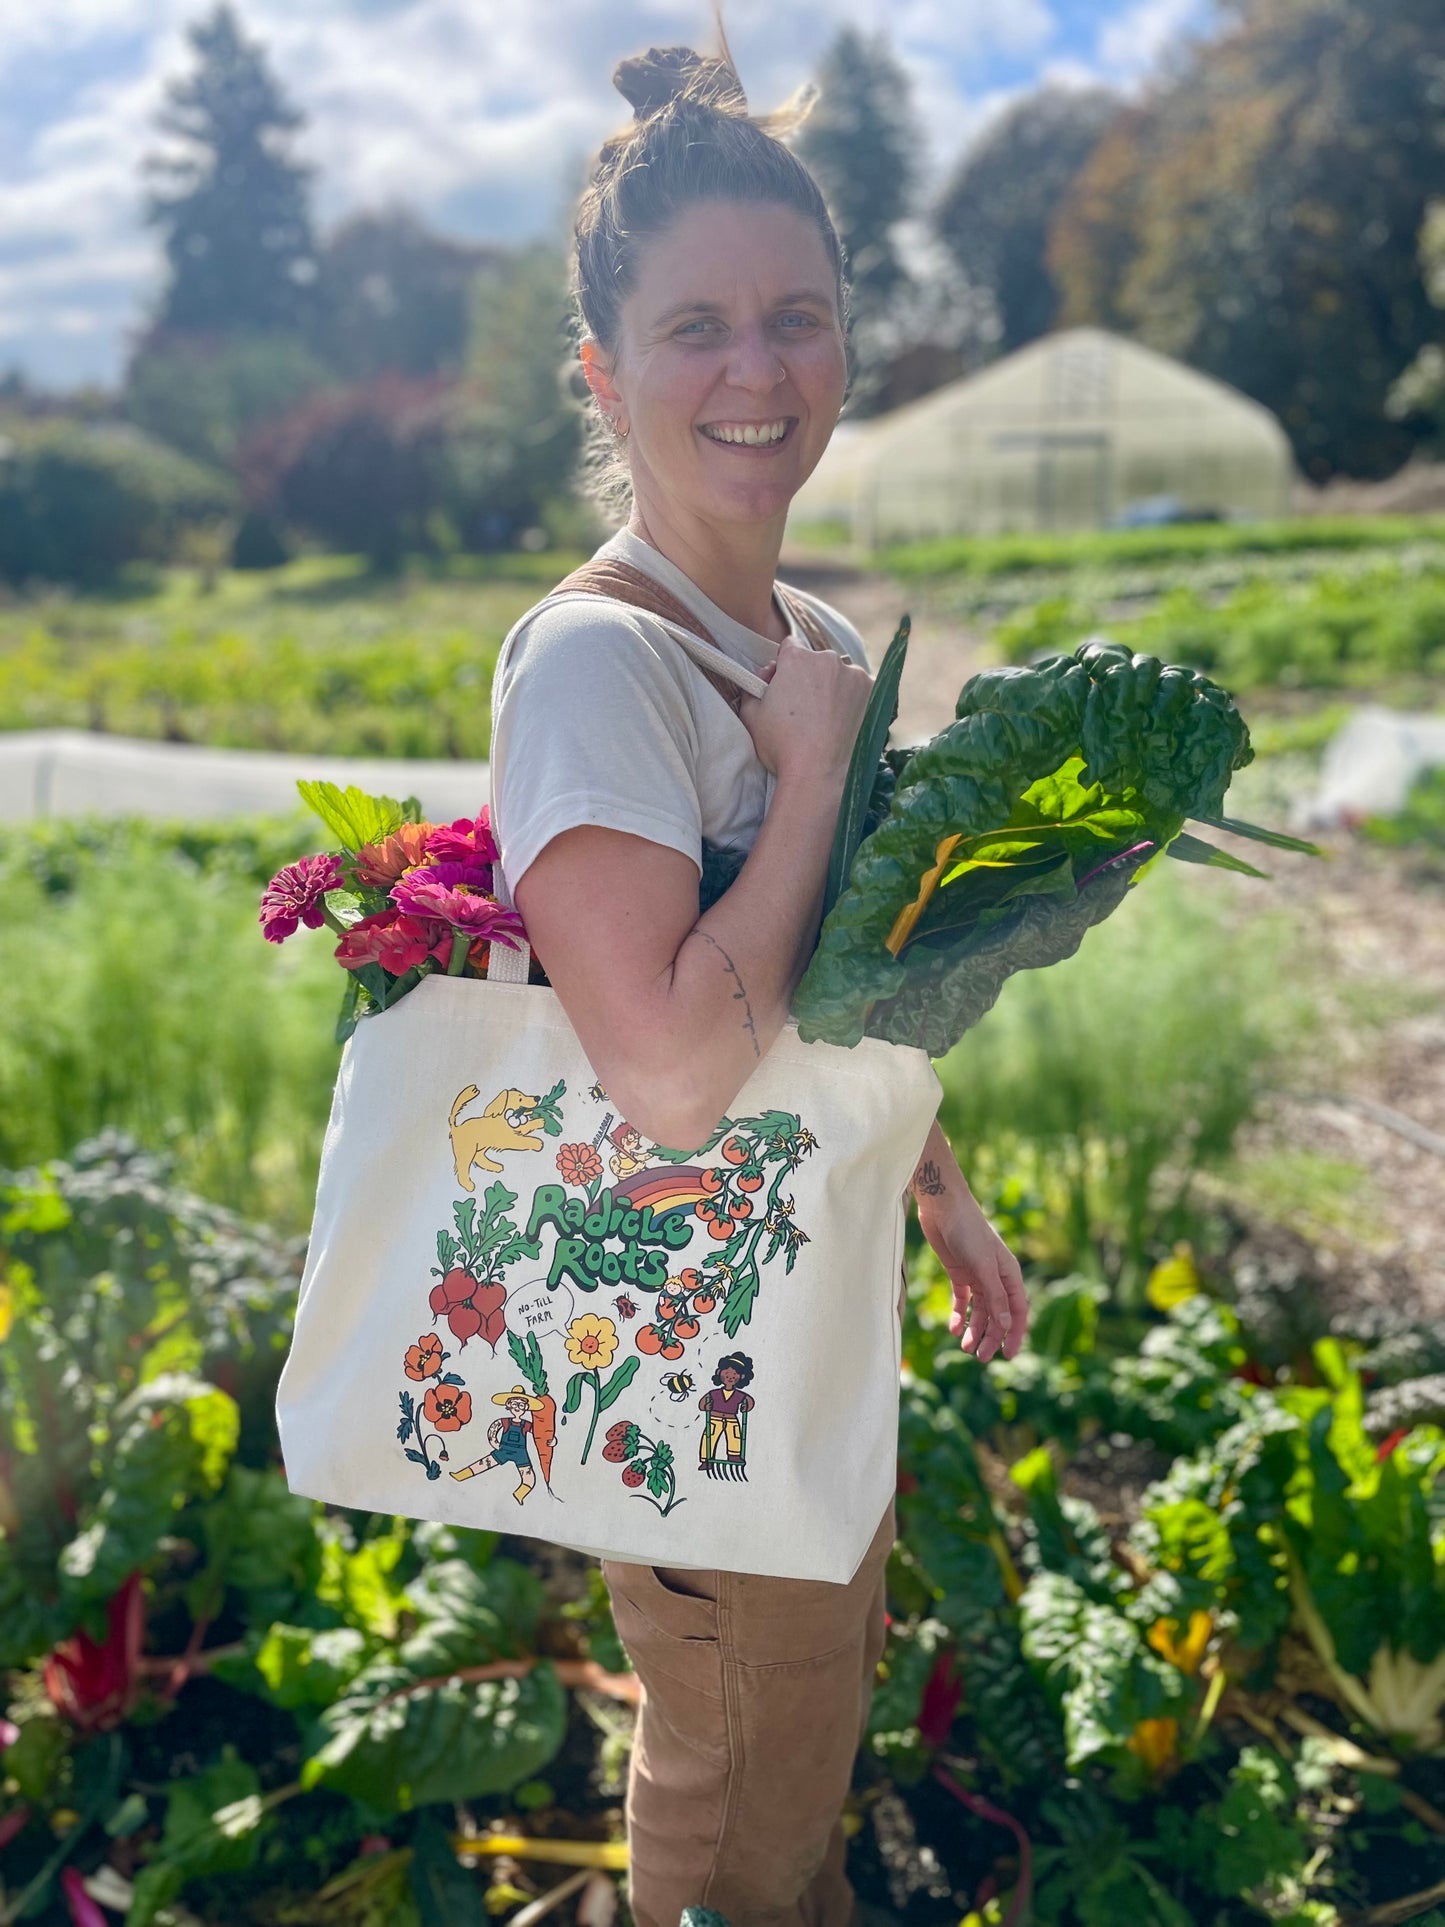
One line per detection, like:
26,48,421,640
674,1316,700,1340
659,1340,685,1361
722,1137,749,1164
699,1168,724,1195
635,1325,663,1355
707,1217,735,1241
679,1268,702,1289
692,1292,717,1314
730,1196,753,1219
737,1171,764,1193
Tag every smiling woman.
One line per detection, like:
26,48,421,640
481,33,1025,1927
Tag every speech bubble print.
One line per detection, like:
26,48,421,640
507,1277,574,1343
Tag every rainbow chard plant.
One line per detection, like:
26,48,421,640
1137,1341,1445,1753
794,633,1322,1054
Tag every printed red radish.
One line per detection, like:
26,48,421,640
447,1304,483,1346
474,1280,507,1352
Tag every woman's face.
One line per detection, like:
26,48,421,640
605,199,847,531
718,1365,740,1390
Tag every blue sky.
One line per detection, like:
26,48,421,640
0,0,1215,392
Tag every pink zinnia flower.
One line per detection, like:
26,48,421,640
390,865,525,945
260,853,344,943
335,909,452,976
425,808,499,867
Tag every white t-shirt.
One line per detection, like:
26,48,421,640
489,525,871,895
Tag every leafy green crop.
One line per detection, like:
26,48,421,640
795,638,1315,1053
1134,1341,1445,1749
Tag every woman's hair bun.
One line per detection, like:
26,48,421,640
613,45,748,121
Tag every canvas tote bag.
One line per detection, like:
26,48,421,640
276,574,942,1583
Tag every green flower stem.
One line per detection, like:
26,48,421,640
580,1371,601,1464
447,930,470,976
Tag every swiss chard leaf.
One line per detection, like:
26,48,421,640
1166,831,1270,879
794,638,1287,1053
823,615,910,922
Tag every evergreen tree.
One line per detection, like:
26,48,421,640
935,87,1120,354
141,4,318,338
795,27,916,324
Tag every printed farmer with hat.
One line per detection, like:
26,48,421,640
450,1386,544,1504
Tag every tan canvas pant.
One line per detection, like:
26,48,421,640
602,1495,895,1927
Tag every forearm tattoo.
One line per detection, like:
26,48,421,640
912,1157,947,1197
696,930,760,1057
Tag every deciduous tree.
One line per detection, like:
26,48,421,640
936,87,1120,354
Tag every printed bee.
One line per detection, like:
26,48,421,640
660,1370,695,1402
588,1079,607,1102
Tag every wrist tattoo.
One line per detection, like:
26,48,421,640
913,1158,947,1197
697,930,760,1057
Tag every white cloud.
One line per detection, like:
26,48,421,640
1096,0,1211,82
0,0,1206,387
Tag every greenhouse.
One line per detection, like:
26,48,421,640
791,327,1296,544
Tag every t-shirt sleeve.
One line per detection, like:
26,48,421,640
490,601,704,892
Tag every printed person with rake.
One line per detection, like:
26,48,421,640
487,30,1029,1927
698,1350,755,1479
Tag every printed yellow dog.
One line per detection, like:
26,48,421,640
449,1085,547,1191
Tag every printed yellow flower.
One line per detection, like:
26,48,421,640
565,1313,619,1372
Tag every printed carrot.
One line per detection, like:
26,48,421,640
509,1330,557,1489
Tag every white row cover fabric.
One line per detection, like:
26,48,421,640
1300,705,1445,829
0,729,489,825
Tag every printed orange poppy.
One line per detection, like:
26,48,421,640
422,1385,473,1431
403,1333,445,1381
557,1142,604,1187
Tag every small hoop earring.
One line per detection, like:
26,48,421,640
612,417,630,441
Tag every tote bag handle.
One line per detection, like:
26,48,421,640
484,594,774,985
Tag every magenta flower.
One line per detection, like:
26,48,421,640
259,853,344,943
391,866,525,945
425,808,499,867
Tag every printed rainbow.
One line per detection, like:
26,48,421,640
612,1164,713,1222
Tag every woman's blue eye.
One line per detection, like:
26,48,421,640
778,313,817,328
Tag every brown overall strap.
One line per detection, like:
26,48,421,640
550,556,840,712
